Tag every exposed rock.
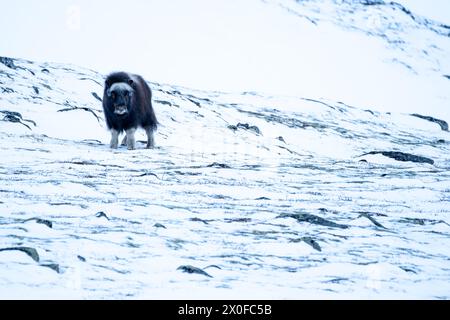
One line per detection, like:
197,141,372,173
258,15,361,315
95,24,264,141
278,213,349,229
186,97,201,107
78,77,101,85
0,247,40,262
299,237,322,252
0,57,17,69
136,172,159,178
358,212,387,229
224,218,252,223
91,92,102,102
189,217,210,225
399,266,418,274
57,105,101,123
24,217,53,228
41,263,60,273
237,108,326,130
361,151,434,165
177,265,213,278
399,218,425,225
228,122,261,135
95,211,109,220
1,110,36,130
206,162,230,169
81,139,102,145
411,113,448,131
1,87,14,93
203,265,222,270
154,100,172,106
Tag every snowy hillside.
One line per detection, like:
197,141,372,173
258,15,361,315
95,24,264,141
1,55,449,299
1,0,450,299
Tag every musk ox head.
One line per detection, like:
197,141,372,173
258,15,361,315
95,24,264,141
106,80,134,116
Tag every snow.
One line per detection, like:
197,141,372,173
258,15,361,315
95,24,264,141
395,0,450,25
1,0,450,300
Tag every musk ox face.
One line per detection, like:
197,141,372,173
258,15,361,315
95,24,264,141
106,81,134,116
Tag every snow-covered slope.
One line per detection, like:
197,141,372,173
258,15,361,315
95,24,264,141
262,0,450,119
1,55,449,299
1,0,450,299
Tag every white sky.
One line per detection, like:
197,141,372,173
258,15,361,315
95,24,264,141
2,0,295,92
1,0,449,117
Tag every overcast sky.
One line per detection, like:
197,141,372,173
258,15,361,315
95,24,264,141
1,0,294,92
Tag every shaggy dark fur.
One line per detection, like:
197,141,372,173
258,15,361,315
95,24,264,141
102,72,157,149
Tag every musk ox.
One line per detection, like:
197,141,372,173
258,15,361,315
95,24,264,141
102,72,158,150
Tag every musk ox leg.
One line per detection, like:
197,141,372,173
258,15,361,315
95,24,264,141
145,126,155,149
110,129,119,149
121,135,127,146
125,128,136,150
